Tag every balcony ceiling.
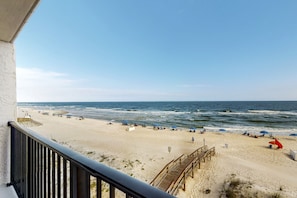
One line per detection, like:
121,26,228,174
0,0,40,43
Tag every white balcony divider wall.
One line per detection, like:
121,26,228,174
0,41,17,184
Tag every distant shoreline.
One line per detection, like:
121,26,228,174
17,101,297,137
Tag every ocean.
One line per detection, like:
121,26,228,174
18,101,297,136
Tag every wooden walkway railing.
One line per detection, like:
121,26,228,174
150,154,185,187
150,146,215,195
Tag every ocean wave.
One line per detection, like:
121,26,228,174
18,101,297,135
218,112,252,116
248,110,297,116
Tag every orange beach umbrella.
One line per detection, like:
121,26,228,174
269,139,283,149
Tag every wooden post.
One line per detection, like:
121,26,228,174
191,163,194,178
183,172,186,191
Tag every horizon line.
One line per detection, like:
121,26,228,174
17,100,297,103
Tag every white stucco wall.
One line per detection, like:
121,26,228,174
0,41,17,184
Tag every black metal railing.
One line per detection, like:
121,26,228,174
8,121,174,198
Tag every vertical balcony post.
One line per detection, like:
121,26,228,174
70,163,90,198
10,126,16,186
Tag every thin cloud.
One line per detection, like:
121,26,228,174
16,67,76,101
17,67,73,86
177,84,211,88
16,67,178,102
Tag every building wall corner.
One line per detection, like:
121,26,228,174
0,41,17,184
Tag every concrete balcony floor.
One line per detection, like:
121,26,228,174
0,184,18,198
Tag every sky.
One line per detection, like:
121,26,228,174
15,0,297,102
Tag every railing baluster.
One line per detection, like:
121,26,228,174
38,143,40,198
22,133,27,197
52,151,56,198
19,130,23,195
70,164,90,198
40,145,44,198
57,154,61,198
72,166,90,198
70,163,77,198
96,178,102,198
33,141,37,198
39,143,42,197
63,158,68,198
47,149,51,198
36,143,39,198
78,167,90,198
43,146,47,198
27,137,32,198
18,128,21,194
18,132,23,196
35,142,37,198
32,138,35,198
110,185,115,198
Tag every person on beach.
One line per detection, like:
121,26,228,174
192,137,195,143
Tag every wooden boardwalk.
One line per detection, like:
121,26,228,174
150,146,215,195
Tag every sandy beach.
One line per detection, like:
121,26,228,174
18,108,297,197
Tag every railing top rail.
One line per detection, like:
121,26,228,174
9,121,174,198
150,159,175,185
174,154,185,163
188,145,207,157
204,147,215,155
